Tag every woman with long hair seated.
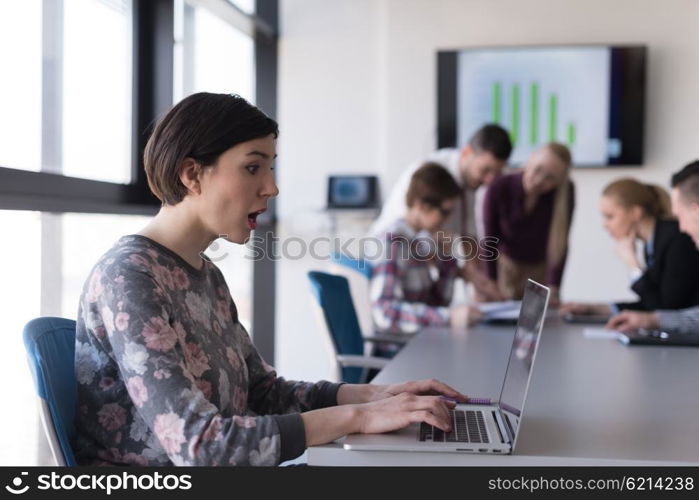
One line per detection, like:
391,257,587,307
73,93,466,466
561,178,699,319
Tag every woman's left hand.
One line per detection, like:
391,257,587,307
366,379,469,404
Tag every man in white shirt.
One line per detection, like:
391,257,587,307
368,124,512,300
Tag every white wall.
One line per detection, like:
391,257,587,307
275,0,699,379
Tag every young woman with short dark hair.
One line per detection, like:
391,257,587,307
74,93,465,466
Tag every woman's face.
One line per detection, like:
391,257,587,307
522,147,567,196
599,195,638,240
197,134,279,244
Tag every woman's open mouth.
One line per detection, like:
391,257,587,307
247,209,266,230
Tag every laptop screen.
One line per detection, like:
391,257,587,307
497,280,549,445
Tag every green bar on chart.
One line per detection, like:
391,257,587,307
548,94,557,142
492,82,502,124
529,83,539,145
511,84,520,146
567,123,576,146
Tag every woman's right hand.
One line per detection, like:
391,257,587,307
355,392,456,434
558,302,612,317
302,382,463,446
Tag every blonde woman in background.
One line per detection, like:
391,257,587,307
561,178,699,319
482,143,574,305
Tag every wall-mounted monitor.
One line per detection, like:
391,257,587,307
327,175,379,209
437,45,647,166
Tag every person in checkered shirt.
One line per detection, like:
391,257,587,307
371,162,482,334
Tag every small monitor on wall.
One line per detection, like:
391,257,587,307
327,175,379,209
437,45,647,166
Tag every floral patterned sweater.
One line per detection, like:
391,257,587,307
74,235,341,466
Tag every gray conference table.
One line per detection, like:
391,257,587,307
308,317,699,466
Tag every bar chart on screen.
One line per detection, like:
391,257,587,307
456,47,611,165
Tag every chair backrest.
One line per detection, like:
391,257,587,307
23,317,78,466
330,253,374,338
331,253,372,279
307,271,365,383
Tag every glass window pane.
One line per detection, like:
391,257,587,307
0,1,42,172
174,1,255,103
62,0,133,183
0,0,133,182
0,211,41,465
193,7,254,100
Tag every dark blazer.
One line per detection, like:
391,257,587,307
617,219,699,311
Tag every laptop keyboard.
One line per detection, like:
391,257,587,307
419,409,489,443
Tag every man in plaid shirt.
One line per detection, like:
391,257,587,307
371,163,482,334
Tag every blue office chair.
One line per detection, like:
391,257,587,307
330,253,373,279
329,253,376,339
308,271,407,384
23,317,78,466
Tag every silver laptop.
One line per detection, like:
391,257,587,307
343,279,550,454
